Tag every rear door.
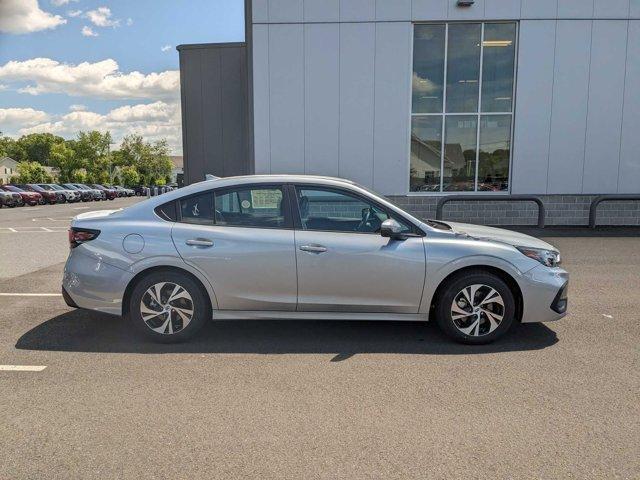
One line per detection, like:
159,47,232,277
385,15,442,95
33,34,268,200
291,185,426,313
171,184,298,311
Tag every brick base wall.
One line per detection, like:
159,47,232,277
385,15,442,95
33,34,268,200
386,195,640,227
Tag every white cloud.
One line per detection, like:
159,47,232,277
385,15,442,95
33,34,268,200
0,0,66,34
81,25,98,37
0,58,180,100
69,104,86,111
85,6,120,28
126,18,133,26
51,0,78,6
16,101,183,153
68,9,82,17
161,45,172,52
0,108,51,132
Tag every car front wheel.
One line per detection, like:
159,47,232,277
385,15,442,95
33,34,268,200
129,271,210,343
435,270,516,344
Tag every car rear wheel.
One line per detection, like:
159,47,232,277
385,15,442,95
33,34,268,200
435,270,515,344
129,271,210,343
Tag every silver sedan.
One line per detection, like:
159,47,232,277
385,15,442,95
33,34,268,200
62,175,568,344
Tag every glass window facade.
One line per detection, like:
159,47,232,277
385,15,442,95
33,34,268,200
411,22,517,193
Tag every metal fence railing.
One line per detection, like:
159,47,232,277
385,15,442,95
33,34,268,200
435,195,546,228
588,195,640,228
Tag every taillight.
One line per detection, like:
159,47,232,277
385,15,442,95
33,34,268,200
68,228,100,248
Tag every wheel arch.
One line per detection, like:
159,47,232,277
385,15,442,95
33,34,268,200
427,265,524,323
122,265,217,319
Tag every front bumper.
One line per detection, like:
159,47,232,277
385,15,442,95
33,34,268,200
520,265,569,323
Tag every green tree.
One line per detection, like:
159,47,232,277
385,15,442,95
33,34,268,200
118,135,171,185
15,161,51,183
49,142,82,182
119,165,140,187
75,131,113,182
15,133,65,165
0,135,26,161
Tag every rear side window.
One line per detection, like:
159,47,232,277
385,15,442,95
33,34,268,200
176,186,288,228
179,192,214,225
214,187,286,228
154,201,177,222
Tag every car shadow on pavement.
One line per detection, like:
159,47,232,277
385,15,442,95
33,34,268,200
16,309,558,359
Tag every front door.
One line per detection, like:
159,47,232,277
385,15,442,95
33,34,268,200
171,184,297,311
292,186,426,313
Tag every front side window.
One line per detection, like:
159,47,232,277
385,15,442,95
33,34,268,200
296,186,411,234
411,22,516,193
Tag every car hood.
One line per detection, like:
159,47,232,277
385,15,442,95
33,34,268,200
442,221,557,251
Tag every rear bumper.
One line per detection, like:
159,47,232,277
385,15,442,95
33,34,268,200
520,265,569,323
63,249,133,316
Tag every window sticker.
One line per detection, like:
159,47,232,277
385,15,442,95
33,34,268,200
250,189,281,209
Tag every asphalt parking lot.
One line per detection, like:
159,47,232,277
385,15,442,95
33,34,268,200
0,199,638,479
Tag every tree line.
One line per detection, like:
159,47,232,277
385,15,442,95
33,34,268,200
0,131,174,187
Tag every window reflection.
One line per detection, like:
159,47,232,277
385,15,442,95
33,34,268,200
409,22,516,193
481,23,516,112
478,115,511,191
411,117,442,192
443,116,477,191
446,23,481,113
412,24,446,113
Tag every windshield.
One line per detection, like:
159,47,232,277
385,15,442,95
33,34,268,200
3,185,23,192
29,185,45,192
63,184,78,190
38,184,54,191
50,185,64,191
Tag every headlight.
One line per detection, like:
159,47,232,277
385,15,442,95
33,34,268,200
516,246,561,267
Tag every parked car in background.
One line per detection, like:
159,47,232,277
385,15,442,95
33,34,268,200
133,185,147,196
113,185,134,197
61,184,92,202
72,183,104,201
0,185,42,206
17,184,61,204
90,184,117,200
0,190,23,208
63,175,568,345
44,184,80,203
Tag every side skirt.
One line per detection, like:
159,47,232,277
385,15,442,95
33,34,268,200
213,310,429,322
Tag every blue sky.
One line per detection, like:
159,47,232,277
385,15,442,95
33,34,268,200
0,0,245,153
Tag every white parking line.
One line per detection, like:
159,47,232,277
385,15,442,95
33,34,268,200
0,365,47,372
0,293,62,296
0,226,67,233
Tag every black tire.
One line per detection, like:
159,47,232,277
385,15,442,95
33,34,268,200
435,270,516,345
128,270,210,343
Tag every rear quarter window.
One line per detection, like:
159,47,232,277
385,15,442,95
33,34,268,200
154,201,177,222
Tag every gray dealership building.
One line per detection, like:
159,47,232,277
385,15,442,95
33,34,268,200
178,0,640,226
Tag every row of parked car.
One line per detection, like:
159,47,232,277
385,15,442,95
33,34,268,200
0,183,137,208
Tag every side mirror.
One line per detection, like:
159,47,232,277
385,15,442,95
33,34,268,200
380,218,404,239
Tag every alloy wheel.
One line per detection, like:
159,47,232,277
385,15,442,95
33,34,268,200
139,282,194,335
450,284,505,337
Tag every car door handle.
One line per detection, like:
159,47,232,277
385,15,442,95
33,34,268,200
299,244,327,253
186,238,214,247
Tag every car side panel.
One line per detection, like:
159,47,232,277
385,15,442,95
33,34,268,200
294,230,426,313
171,223,298,311
420,234,539,316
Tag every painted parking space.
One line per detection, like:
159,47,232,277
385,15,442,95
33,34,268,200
0,226,68,233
